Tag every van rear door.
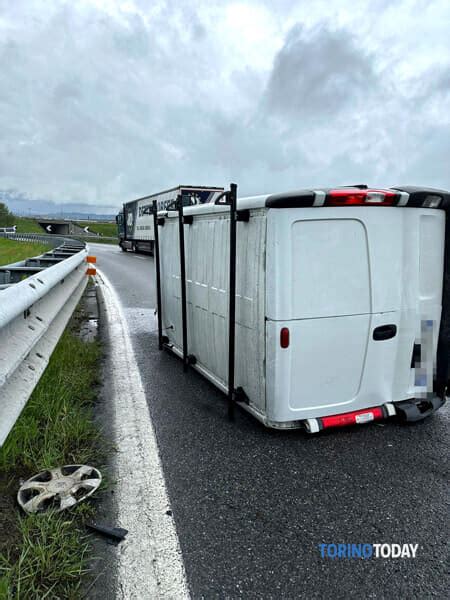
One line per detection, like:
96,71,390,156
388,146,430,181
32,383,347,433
265,207,445,424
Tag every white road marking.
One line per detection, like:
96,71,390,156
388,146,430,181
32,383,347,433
122,308,156,335
97,269,189,600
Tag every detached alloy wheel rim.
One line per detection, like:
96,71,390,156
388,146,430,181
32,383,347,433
17,464,102,514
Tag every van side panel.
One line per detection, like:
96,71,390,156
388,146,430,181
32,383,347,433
159,210,267,413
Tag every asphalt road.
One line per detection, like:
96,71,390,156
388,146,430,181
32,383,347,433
91,243,449,599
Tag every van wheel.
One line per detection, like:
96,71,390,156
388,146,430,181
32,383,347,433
304,419,320,434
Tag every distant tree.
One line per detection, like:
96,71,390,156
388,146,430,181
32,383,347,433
0,202,15,227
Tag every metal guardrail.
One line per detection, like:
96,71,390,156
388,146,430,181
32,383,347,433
0,231,71,247
0,231,117,244
70,234,118,243
0,234,90,445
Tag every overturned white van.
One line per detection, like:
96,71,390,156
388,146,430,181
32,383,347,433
153,185,449,432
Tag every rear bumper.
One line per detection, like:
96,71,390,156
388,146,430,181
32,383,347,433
302,395,447,433
394,394,447,422
303,404,393,433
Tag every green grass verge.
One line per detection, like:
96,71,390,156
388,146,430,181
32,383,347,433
12,217,44,234
0,305,103,599
0,238,48,267
75,222,117,238
0,512,93,600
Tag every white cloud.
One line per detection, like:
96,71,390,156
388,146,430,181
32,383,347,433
0,0,449,213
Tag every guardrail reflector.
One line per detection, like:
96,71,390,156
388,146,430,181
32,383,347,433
86,267,96,276
86,256,97,263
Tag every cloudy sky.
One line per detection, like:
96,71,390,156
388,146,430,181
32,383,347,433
0,0,449,213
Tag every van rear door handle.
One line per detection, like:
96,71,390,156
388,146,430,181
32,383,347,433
373,324,397,341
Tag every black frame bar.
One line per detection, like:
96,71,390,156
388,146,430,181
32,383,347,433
178,194,189,371
152,200,164,350
227,183,238,419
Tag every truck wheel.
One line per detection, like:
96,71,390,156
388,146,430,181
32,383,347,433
120,244,126,252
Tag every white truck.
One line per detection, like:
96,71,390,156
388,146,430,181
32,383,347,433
116,185,224,253
154,184,449,432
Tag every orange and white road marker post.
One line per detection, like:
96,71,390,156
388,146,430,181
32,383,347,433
86,255,96,276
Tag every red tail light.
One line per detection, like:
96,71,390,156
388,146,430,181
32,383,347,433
321,406,385,429
326,189,398,206
280,327,290,348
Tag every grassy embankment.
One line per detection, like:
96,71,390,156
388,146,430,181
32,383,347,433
0,238,48,267
77,221,118,246
76,222,118,245
12,217,44,234
6,214,118,244
0,288,103,597
78,222,117,237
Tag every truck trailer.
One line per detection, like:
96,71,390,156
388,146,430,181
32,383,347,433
116,185,224,254
154,184,449,432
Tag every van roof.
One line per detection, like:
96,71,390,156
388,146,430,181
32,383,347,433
161,185,450,216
